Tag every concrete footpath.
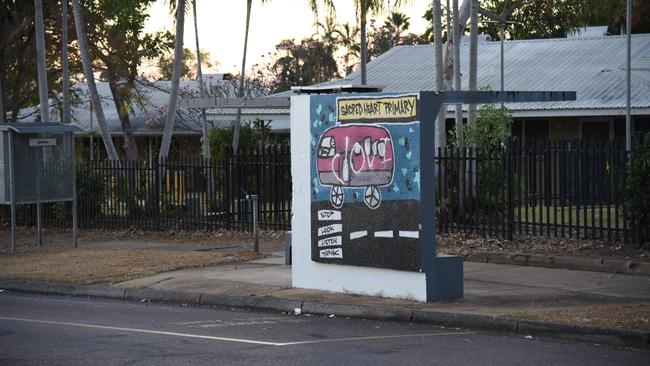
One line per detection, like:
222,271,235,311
2,250,650,349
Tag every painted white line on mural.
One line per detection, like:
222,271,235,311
398,231,419,238
318,224,342,237
318,210,341,221
374,231,393,238
318,236,342,247
350,231,368,240
320,248,343,258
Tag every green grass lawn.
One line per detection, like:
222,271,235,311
515,205,625,229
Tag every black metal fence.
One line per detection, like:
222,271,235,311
1,146,292,231
3,139,647,244
436,139,647,243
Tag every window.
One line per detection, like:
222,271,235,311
318,136,335,157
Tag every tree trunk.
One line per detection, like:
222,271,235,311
433,0,445,149
62,0,70,123
443,0,470,91
34,0,49,122
0,57,5,122
108,80,138,161
468,0,478,129
360,8,367,85
0,19,31,122
233,0,252,154
193,0,210,159
452,0,462,146
468,0,479,197
71,0,119,161
159,0,186,160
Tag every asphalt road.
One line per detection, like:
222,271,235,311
0,292,648,366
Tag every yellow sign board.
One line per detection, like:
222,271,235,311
337,95,418,123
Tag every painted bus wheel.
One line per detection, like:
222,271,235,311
364,186,381,209
330,185,344,208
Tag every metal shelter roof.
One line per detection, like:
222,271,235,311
0,123,81,134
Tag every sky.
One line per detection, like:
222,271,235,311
144,0,432,75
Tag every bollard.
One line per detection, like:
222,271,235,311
247,194,259,254
284,231,292,265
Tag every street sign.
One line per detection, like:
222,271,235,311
29,138,57,147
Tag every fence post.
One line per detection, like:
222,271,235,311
506,139,514,241
248,194,259,254
155,158,161,231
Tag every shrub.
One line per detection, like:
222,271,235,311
622,135,650,245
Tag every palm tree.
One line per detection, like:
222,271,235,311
334,23,360,75
192,0,210,159
159,0,187,160
353,0,408,85
61,0,70,124
33,0,48,122
432,0,445,148
383,11,410,46
232,0,254,154
71,0,119,161
315,15,339,42
232,0,334,152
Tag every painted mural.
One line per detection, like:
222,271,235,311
310,94,422,271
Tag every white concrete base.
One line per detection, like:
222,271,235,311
290,95,428,303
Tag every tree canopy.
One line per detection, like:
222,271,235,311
422,0,650,41
1,1,82,122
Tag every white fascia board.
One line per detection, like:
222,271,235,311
445,108,650,118
511,108,650,118
206,114,289,121
86,131,202,136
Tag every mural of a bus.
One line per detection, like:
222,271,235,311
316,124,394,209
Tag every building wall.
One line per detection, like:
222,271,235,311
550,118,579,140
512,116,649,142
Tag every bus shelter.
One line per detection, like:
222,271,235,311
0,123,80,253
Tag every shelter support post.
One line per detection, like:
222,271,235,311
36,150,42,247
72,136,78,248
419,90,576,301
37,204,42,247
8,132,16,254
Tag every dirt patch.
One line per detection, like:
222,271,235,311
438,233,649,262
0,248,261,285
0,227,286,251
505,303,650,331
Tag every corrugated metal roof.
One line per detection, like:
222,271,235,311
16,34,650,133
17,79,273,135
314,34,650,112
